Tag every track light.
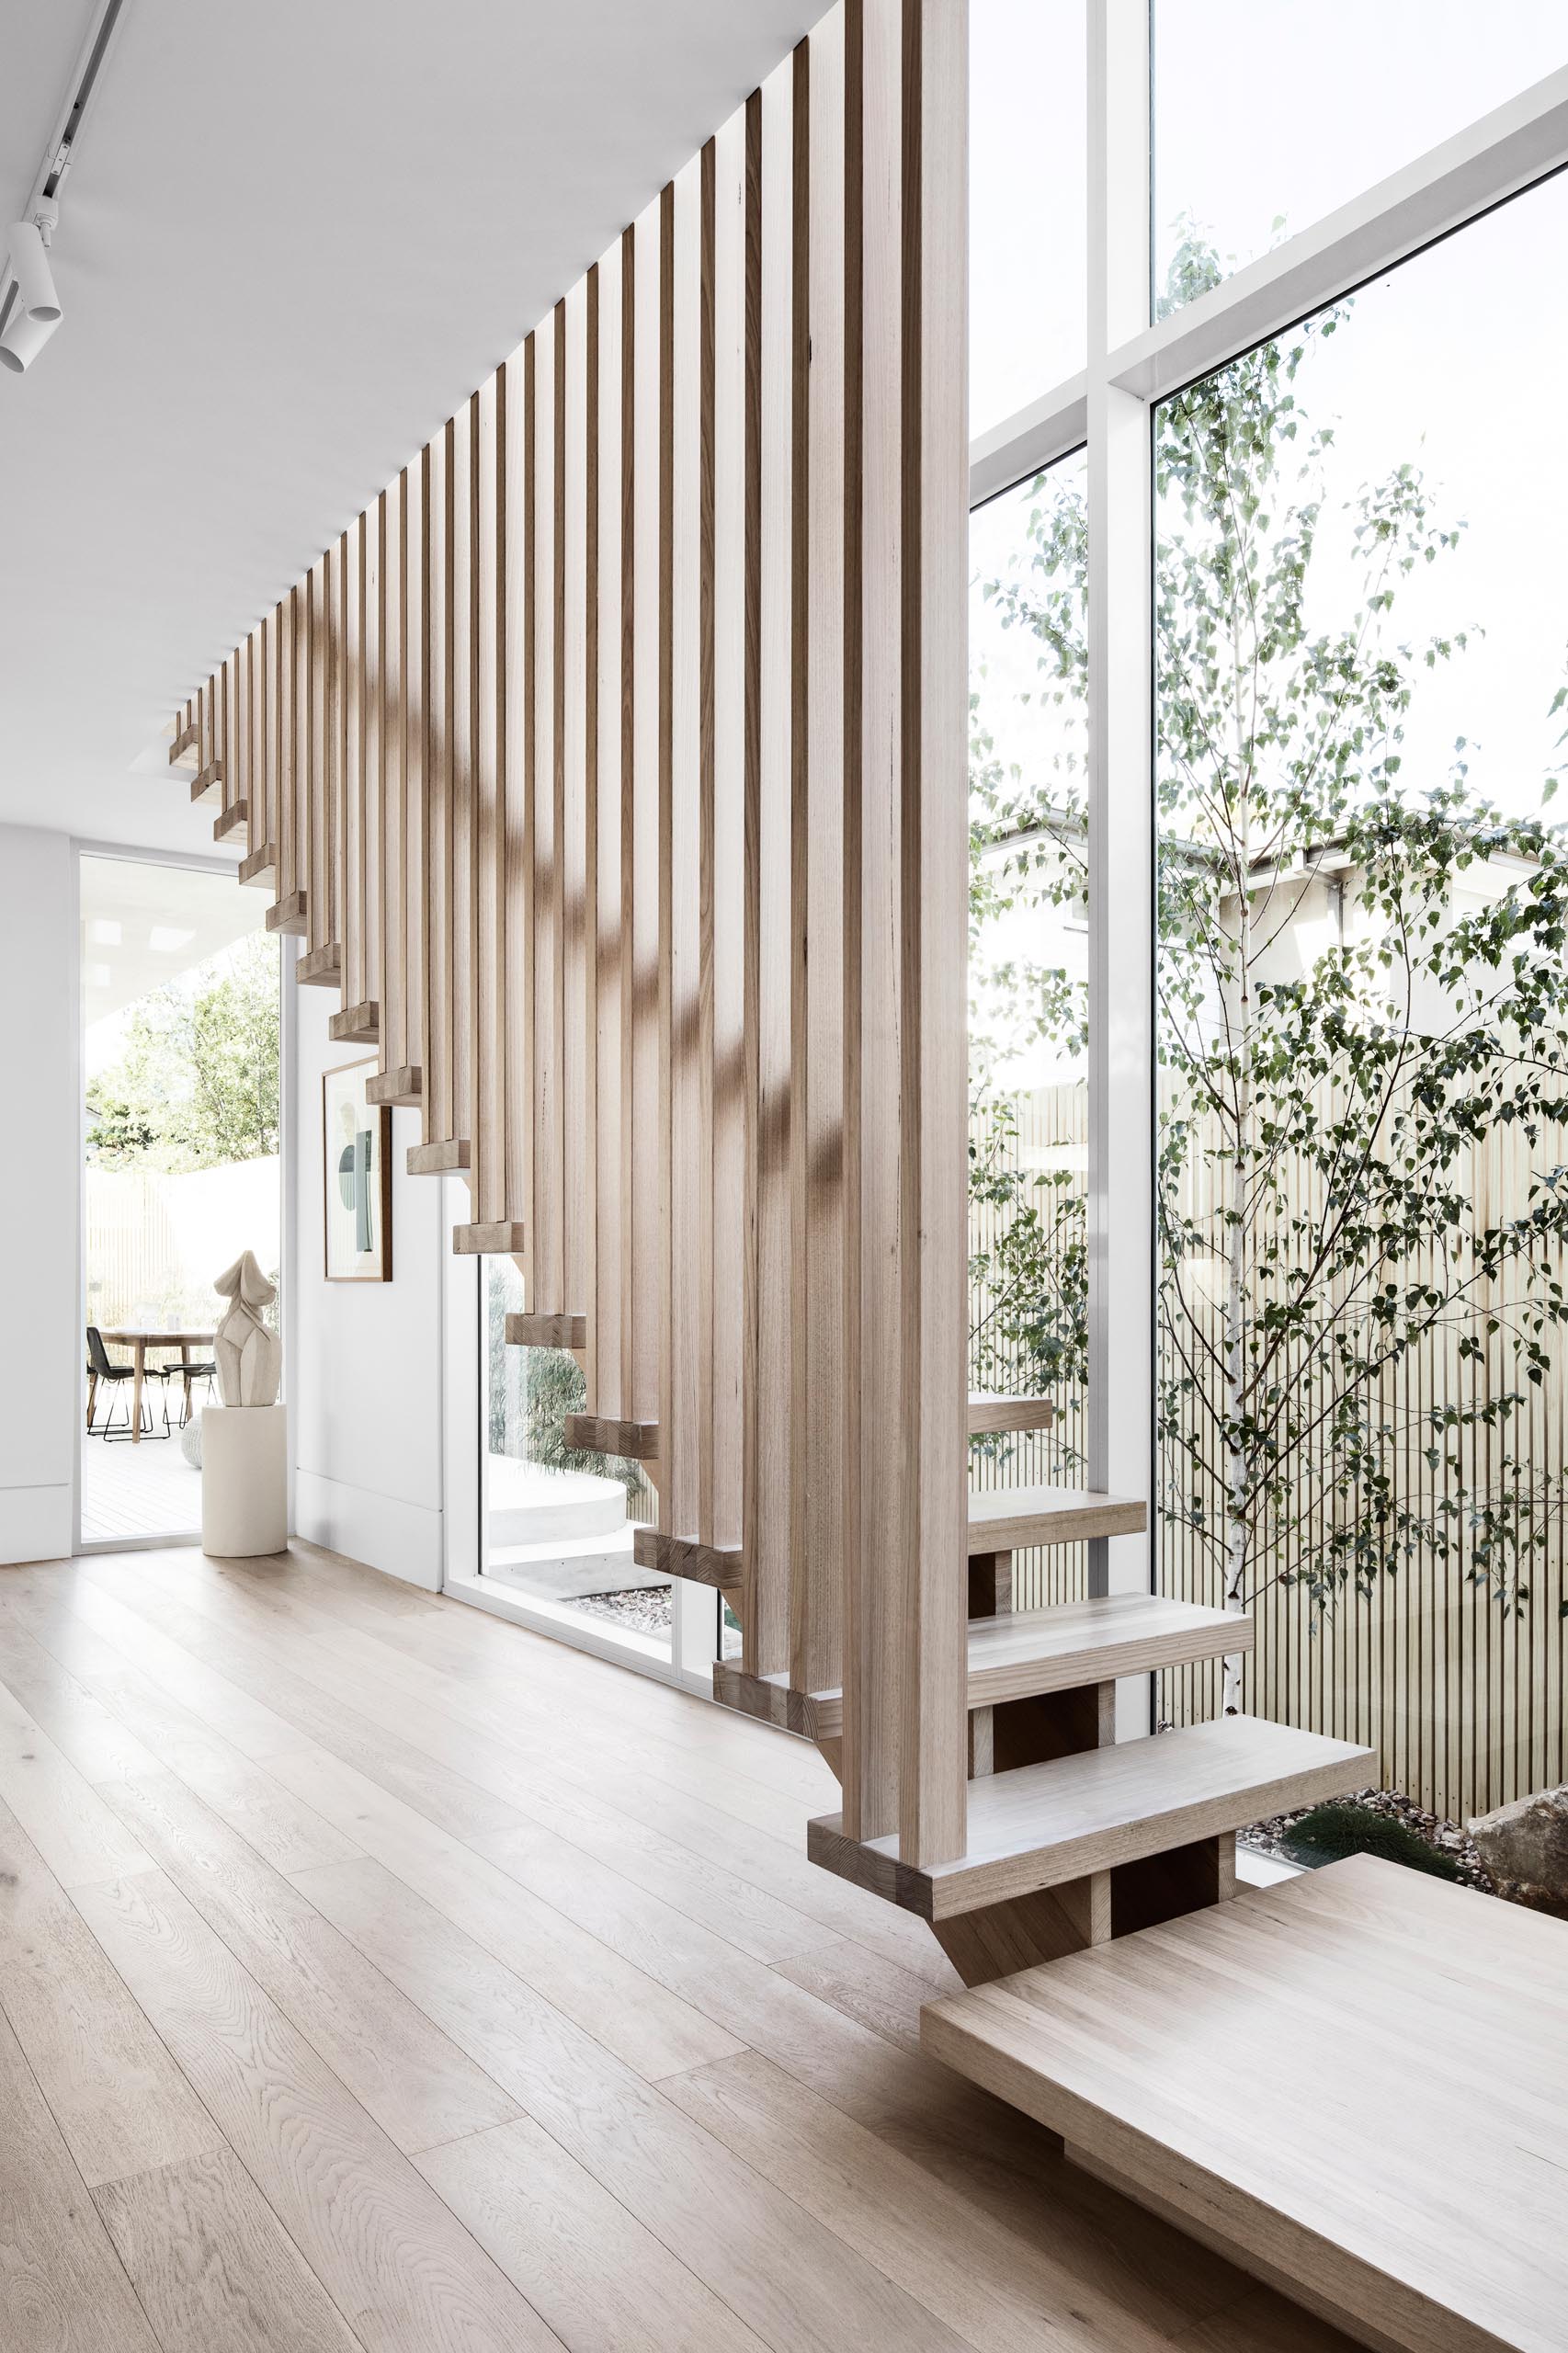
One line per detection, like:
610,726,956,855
0,300,61,375
8,222,61,322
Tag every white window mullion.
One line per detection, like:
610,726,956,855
1086,0,1153,1737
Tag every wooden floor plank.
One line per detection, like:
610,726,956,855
269,1743,745,2081
0,1676,153,1889
664,2046,1203,2353
72,1866,568,2353
98,1769,524,2157
288,1856,982,2353
418,2115,774,2353
0,1794,225,2190
0,1546,1347,2353
0,2006,163,2353
94,2146,364,2353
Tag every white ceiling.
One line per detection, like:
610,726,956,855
79,852,266,1037
0,0,807,858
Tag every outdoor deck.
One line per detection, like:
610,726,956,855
80,1424,202,1543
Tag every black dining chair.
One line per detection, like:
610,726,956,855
173,1356,218,1425
85,1327,171,1441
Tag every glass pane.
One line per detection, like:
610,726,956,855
969,453,1089,1606
81,857,280,1543
479,1260,668,1661
1153,174,1568,1849
971,0,1086,439
1153,0,1568,318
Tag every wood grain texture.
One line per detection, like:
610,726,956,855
0,2006,163,2353
966,1483,1146,1552
926,1856,1568,2353
504,1313,586,1350
3,1541,1364,2352
0,1794,222,2188
74,1866,566,2353
564,1411,659,1459
809,1716,1373,1920
93,2146,362,2353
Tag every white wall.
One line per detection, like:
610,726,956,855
290,978,447,1587
0,826,77,1564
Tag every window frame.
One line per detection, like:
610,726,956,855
969,12,1568,1712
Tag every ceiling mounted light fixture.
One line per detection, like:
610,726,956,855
1,0,133,377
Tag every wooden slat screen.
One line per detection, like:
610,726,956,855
172,0,968,1868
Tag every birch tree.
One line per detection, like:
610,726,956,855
971,235,1568,1691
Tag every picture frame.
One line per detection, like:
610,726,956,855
322,1058,392,1282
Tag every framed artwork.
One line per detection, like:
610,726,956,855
323,1058,392,1281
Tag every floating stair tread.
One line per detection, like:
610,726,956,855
789,1595,1253,1740
920,1856,1568,2353
968,1483,1145,1552
968,1392,1054,1436
808,1715,1373,1918
506,1313,587,1350
407,1137,470,1174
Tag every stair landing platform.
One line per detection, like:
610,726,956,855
922,1853,1568,2353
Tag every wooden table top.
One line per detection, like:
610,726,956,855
98,1330,215,1347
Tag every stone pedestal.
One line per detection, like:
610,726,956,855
201,1404,287,1558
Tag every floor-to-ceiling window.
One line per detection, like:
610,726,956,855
79,854,281,1545
970,0,1568,1837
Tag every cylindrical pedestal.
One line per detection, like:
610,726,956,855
201,1404,287,1558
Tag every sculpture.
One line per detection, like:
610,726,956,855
213,1251,282,1408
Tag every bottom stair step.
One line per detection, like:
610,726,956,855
807,1715,1373,1919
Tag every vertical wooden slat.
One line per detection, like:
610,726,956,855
218,660,232,813
278,591,296,906
363,498,384,1018
381,476,406,1071
665,160,704,1537
231,641,246,833
630,196,664,1433
900,0,970,1866
309,559,327,949
405,457,426,1079
712,108,747,1561
504,355,534,1242
328,536,346,951
532,313,564,1306
425,436,452,1142
795,8,846,1698
590,251,624,1414
344,519,365,1007
475,374,504,1223
846,0,904,1840
562,279,591,1324
746,58,794,1678
451,405,475,1153
259,610,275,863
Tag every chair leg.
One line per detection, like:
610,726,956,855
85,1371,98,1430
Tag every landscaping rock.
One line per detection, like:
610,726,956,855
1468,1786,1568,1922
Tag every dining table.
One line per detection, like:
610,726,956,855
97,1330,216,1444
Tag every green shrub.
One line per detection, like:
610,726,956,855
1279,1802,1462,1883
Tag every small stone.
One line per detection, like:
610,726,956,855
1468,1785,1568,1922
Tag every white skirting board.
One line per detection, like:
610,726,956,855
0,1482,72,1566
292,1465,442,1591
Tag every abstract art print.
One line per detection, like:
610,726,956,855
323,1059,392,1281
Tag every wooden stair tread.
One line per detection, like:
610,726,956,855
920,1856,1568,2353
968,1392,1054,1436
808,1715,1373,1918
967,1483,1145,1551
732,1594,1252,1739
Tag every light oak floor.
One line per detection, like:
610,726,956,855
0,1540,1359,2353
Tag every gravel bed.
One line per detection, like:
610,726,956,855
572,1586,674,1640
1242,1785,1496,1894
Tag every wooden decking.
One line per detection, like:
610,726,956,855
0,1540,1362,2353
925,1854,1568,2353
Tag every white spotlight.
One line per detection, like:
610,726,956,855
0,298,59,375
8,222,62,322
